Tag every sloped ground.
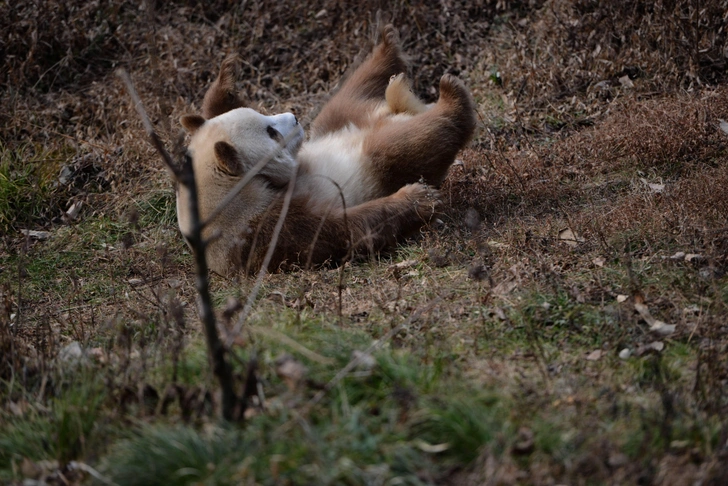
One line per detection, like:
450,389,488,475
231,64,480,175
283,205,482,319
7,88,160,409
1,1,728,484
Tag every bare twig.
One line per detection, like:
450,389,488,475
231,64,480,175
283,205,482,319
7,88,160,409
203,142,285,229
226,168,298,347
116,69,181,179
249,326,335,365
117,69,238,421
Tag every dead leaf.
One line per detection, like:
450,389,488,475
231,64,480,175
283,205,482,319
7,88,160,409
415,439,450,453
20,229,51,240
493,279,517,296
65,200,83,220
669,251,686,260
558,228,584,247
512,427,535,454
684,253,704,262
608,452,629,467
616,294,629,303
640,177,664,193
635,341,664,355
593,257,606,267
275,354,307,392
390,259,418,279
486,239,509,249
390,259,418,271
634,302,676,336
718,118,728,135
20,457,44,479
619,75,634,88
586,349,603,361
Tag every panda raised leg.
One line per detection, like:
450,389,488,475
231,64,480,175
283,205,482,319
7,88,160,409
310,24,407,138
363,74,476,195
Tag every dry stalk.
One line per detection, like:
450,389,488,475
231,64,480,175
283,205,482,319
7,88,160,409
117,69,237,421
226,168,298,347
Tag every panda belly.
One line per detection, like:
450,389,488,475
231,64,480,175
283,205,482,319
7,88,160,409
296,125,378,208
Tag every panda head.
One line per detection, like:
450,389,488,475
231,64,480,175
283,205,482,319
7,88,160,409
180,107,304,188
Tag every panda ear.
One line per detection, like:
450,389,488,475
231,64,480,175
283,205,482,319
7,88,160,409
213,141,244,176
180,114,206,134
202,56,246,119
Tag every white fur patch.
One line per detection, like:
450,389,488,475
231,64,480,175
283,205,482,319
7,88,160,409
296,125,377,207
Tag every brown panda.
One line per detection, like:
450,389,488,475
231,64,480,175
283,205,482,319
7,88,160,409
177,25,476,276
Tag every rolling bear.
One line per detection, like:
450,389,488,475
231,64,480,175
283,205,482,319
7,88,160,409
177,25,476,276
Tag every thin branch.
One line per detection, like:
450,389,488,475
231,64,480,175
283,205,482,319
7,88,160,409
116,69,181,179
202,129,301,229
117,69,237,421
226,168,298,347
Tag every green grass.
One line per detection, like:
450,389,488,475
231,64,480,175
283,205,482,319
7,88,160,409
0,142,71,233
0,371,107,478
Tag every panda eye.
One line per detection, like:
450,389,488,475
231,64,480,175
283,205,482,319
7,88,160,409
266,125,283,143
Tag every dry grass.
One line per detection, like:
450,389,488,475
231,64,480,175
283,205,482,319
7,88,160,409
1,0,728,484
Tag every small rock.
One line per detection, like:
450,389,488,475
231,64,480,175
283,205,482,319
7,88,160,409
352,350,377,371
608,452,629,467
58,342,86,366
618,348,631,360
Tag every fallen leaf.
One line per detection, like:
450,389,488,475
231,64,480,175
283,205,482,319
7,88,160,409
558,228,584,247
634,302,676,336
683,305,701,315
618,75,634,88
20,457,44,480
718,118,728,135
636,341,664,355
391,259,418,271
669,251,686,260
684,253,704,262
649,321,676,336
586,349,603,361
493,279,517,296
512,427,535,454
609,452,629,467
486,239,509,249
593,257,606,267
65,200,83,220
415,439,450,453
275,354,307,392
640,177,664,193
20,229,51,240
617,294,629,303
127,278,144,287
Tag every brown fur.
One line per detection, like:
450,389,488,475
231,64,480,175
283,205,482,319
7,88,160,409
309,26,408,138
363,74,475,195
236,184,440,272
202,56,245,119
385,73,430,115
178,25,475,275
